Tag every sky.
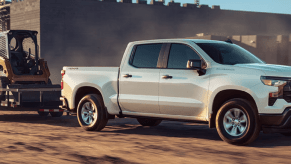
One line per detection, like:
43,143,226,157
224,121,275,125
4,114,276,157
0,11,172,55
163,0,291,15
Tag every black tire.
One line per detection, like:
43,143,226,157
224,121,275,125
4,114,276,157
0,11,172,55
50,112,63,117
216,98,260,145
77,94,108,131
38,111,49,117
281,133,291,136
0,77,9,101
137,118,162,126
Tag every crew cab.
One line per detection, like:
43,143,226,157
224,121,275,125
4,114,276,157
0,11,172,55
60,39,291,145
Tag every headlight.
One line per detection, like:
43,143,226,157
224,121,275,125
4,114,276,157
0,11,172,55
260,76,287,87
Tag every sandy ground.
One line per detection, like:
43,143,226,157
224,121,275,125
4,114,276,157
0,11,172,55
0,110,291,164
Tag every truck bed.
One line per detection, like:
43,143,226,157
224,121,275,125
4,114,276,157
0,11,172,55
62,66,120,114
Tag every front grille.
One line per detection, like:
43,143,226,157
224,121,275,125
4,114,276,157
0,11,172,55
283,82,291,103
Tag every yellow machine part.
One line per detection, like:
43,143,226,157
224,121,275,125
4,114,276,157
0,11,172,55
0,57,51,84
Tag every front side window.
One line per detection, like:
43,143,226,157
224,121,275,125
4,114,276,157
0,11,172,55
196,42,265,65
131,44,162,68
167,44,200,69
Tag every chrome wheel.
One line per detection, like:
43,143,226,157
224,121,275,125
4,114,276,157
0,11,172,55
81,102,97,125
223,108,248,137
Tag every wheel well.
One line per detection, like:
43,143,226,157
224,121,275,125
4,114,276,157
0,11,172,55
74,86,103,112
209,89,258,128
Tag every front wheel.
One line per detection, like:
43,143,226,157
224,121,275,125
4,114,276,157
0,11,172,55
137,118,162,126
77,94,108,131
216,98,260,145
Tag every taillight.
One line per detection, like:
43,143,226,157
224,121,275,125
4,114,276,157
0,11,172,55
61,70,65,78
61,70,65,89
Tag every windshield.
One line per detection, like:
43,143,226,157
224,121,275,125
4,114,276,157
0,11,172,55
196,42,265,65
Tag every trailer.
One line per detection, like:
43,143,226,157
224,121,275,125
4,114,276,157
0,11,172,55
0,30,65,116
0,84,65,117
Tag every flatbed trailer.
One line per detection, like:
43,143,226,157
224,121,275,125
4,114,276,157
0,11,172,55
0,84,66,117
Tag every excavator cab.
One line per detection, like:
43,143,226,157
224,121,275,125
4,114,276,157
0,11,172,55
9,30,39,75
0,30,50,84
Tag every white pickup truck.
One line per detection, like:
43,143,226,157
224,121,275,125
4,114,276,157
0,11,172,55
60,39,291,145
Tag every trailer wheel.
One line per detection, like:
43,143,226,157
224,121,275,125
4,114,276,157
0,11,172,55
50,112,63,117
38,111,49,117
77,94,108,131
0,77,9,101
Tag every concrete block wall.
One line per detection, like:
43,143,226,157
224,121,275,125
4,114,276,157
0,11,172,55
38,0,219,83
256,36,278,64
193,34,291,66
10,0,40,47
288,35,291,66
276,35,289,65
10,0,291,83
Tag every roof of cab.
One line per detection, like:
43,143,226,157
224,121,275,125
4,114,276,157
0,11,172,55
130,38,229,45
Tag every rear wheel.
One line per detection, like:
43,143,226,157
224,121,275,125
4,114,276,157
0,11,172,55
50,112,63,117
137,118,162,126
216,98,260,145
77,94,108,131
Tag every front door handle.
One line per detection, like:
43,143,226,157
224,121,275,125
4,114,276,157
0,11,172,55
123,74,132,78
162,75,173,79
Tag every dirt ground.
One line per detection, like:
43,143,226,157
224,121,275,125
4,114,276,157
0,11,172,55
0,110,291,164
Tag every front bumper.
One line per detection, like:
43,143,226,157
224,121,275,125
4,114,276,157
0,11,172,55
260,107,291,133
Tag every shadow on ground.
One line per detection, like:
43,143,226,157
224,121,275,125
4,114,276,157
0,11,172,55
1,112,291,148
0,113,79,127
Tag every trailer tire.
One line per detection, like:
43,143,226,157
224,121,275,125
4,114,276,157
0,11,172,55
50,112,63,117
77,94,108,131
0,77,9,101
38,111,49,117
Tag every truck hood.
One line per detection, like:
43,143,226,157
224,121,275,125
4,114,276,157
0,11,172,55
235,63,291,77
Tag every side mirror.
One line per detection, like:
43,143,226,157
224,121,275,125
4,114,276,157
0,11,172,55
187,59,202,70
187,59,207,76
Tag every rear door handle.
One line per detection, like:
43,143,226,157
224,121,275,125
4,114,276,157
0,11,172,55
123,74,132,78
162,75,172,79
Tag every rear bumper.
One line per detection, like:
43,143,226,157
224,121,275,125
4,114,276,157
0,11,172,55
260,107,291,133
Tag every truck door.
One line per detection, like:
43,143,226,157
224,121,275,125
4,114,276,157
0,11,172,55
159,43,210,118
119,43,164,114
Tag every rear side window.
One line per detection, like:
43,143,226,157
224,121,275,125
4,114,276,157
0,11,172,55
131,44,162,68
167,44,200,69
